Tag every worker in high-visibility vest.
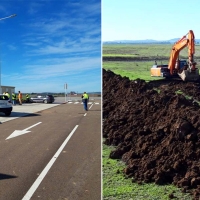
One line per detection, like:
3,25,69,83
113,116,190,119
2,92,6,99
12,92,17,105
5,92,10,100
18,91,22,105
26,94,30,103
81,92,89,111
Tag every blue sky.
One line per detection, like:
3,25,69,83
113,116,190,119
102,0,200,41
0,0,101,93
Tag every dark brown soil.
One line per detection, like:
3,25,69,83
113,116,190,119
103,69,200,199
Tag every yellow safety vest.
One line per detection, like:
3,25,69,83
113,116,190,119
12,94,17,100
83,93,89,99
5,93,10,98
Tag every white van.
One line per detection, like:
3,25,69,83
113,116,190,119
0,94,13,116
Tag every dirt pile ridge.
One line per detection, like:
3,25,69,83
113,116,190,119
103,69,200,199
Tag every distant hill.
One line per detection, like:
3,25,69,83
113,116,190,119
103,38,200,44
88,92,101,94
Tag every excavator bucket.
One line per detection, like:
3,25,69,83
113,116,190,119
178,69,200,81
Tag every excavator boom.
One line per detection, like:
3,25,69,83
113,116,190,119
168,36,188,74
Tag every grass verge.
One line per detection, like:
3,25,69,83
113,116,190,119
103,144,193,200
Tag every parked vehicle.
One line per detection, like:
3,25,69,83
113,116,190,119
0,94,13,116
30,94,54,103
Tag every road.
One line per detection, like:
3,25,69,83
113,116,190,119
0,98,101,200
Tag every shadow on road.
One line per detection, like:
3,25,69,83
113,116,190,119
0,112,40,118
0,173,18,180
21,113,41,117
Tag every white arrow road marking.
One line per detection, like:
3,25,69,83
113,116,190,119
6,122,42,140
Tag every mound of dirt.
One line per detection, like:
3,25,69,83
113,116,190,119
103,69,200,199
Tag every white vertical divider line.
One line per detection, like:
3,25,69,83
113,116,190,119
22,125,79,200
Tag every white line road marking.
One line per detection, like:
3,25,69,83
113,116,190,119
84,103,93,116
89,104,93,110
22,125,79,200
6,122,42,140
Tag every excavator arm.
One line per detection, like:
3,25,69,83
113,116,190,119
168,34,189,74
188,30,195,56
188,30,196,70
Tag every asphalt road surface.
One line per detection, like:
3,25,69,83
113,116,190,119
0,99,101,200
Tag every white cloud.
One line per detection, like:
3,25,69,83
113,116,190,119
7,44,17,50
3,56,100,81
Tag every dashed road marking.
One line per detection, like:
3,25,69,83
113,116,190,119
67,102,100,105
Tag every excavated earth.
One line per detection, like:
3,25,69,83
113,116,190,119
103,69,200,199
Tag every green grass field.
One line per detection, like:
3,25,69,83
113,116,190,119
103,43,200,81
103,60,165,81
103,43,200,58
102,43,197,200
103,44,172,57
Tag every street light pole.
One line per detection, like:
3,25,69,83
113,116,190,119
0,14,16,92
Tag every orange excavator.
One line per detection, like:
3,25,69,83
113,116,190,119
151,30,199,81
